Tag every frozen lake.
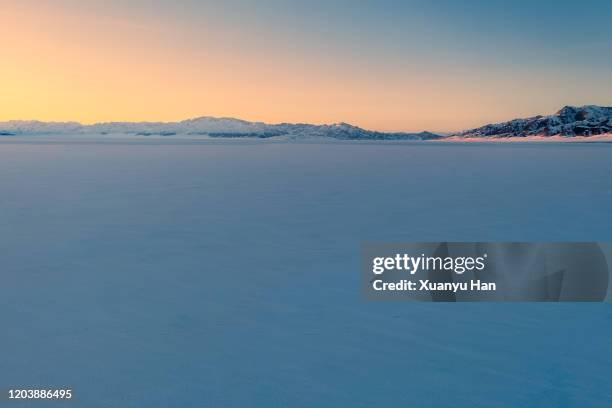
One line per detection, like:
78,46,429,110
1,138,612,407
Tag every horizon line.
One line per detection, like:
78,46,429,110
1,104,609,135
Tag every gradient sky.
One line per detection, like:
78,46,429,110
2,0,611,132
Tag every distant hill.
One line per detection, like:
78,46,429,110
3,106,611,140
457,105,612,138
0,117,441,140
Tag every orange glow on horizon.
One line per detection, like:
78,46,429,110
1,2,610,133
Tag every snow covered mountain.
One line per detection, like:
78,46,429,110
0,120,83,135
3,105,610,140
457,105,612,138
0,117,441,140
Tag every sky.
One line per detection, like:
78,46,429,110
1,0,611,132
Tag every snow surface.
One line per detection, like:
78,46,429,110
1,138,612,407
443,133,612,143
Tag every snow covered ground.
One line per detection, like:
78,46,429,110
1,137,612,407
443,134,612,143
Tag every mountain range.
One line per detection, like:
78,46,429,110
0,117,440,140
0,105,610,140
456,105,612,138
